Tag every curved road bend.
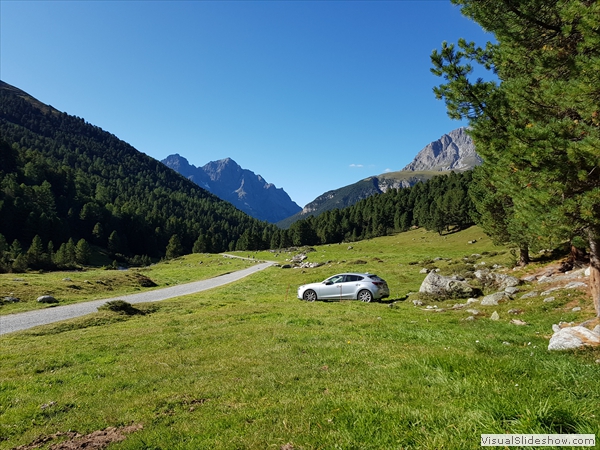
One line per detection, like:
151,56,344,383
0,260,274,336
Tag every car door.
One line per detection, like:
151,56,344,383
319,275,346,299
342,275,364,299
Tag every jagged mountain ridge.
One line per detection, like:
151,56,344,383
162,154,301,223
277,128,479,228
402,127,481,171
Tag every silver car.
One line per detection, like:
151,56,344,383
297,272,390,303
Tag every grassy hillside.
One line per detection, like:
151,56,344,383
1,227,599,449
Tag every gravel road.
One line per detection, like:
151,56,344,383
0,260,274,336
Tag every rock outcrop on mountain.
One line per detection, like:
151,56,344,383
162,154,301,223
278,128,480,228
402,127,481,172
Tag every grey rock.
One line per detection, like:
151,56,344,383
418,271,477,298
37,295,58,304
542,287,561,296
474,270,520,290
521,275,538,282
543,297,556,303
481,292,506,306
2,296,20,303
572,306,582,312
505,286,520,295
412,300,424,306
466,298,479,305
548,326,600,351
521,291,539,299
419,268,430,274
466,309,481,315
565,281,587,289
490,311,500,321
510,319,528,326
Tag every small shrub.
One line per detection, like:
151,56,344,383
98,300,140,315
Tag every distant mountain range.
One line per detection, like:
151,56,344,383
277,127,480,228
162,154,301,223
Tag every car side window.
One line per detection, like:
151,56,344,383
330,275,345,284
347,275,363,282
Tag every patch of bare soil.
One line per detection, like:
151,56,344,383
13,424,143,450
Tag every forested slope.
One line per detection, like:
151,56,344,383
272,170,476,248
0,81,276,270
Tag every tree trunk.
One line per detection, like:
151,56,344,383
518,244,530,266
586,228,600,317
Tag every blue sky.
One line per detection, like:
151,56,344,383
1,0,492,208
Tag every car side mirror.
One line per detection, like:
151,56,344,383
324,281,333,285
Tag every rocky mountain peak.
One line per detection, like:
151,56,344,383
402,127,481,172
162,154,301,223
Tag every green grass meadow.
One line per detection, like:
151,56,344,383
1,227,599,449
0,254,255,315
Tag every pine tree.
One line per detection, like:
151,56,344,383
192,233,208,253
166,234,184,259
75,238,92,265
26,234,45,269
432,0,600,315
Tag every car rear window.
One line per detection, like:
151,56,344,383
367,275,383,281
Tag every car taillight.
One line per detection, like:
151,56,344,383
372,281,383,287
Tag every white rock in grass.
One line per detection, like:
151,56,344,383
548,326,600,351
481,292,506,306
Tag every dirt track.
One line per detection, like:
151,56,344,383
0,260,273,336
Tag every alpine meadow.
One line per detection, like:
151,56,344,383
1,1,600,449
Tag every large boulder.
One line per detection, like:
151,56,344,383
419,272,478,299
548,326,600,351
480,292,507,306
37,295,58,304
474,270,520,290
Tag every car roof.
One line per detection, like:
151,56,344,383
331,272,377,277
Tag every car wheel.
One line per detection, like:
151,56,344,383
357,289,373,303
303,289,317,302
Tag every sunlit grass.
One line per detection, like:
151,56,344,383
1,227,599,449
0,253,255,315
